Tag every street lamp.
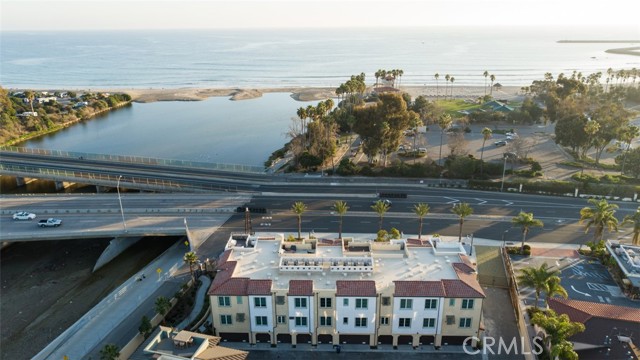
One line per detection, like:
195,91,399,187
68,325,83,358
116,175,127,232
502,229,510,247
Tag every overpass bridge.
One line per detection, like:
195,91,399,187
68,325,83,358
0,147,468,193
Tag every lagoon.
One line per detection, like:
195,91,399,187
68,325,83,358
20,93,318,166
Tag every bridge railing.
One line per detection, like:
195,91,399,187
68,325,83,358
0,163,239,192
1,146,266,174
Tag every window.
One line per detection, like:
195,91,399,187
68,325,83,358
423,318,436,328
459,317,472,328
382,297,391,306
294,298,307,308
254,297,267,308
425,299,438,309
255,316,268,326
276,296,285,305
446,315,455,325
449,298,455,306
400,299,413,309
355,317,368,327
343,298,349,306
295,317,308,326
218,296,231,307
320,297,332,308
462,299,474,309
236,296,243,304
320,316,332,326
380,317,389,325
399,318,411,328
343,317,348,325
220,315,232,325
277,315,286,324
355,298,368,309
236,313,245,322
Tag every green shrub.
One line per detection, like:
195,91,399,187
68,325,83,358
376,230,388,242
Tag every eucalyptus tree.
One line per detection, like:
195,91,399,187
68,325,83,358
619,125,639,174
413,203,430,239
451,203,473,242
511,211,544,252
332,200,349,239
371,200,390,231
291,202,308,240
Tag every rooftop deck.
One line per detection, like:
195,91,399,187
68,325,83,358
226,233,472,292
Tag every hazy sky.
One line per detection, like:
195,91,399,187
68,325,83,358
2,0,639,31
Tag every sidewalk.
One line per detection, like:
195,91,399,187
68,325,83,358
32,242,186,360
174,275,211,330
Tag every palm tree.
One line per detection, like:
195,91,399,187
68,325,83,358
371,200,390,231
579,199,619,249
296,107,307,147
291,201,307,240
545,276,568,306
434,73,440,97
480,127,492,174
183,251,198,282
489,74,496,96
622,207,640,245
413,203,430,239
511,211,544,252
100,343,120,360
155,296,172,322
517,263,557,309
437,114,452,165
333,200,349,239
24,90,35,113
444,74,451,99
450,76,455,98
483,70,489,95
398,69,404,87
451,203,473,242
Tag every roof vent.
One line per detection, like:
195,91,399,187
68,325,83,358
307,272,311,277
322,272,326,276
326,281,331,285
343,273,348,277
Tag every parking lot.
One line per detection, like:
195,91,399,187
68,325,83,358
511,253,637,307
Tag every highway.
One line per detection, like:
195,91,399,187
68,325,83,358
2,191,637,245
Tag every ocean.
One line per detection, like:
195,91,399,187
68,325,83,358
1,26,639,89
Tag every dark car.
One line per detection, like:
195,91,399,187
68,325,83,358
494,140,507,147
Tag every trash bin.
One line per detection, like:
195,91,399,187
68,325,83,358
336,345,341,353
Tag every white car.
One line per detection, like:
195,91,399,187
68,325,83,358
13,212,36,220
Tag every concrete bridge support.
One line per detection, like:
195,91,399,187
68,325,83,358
16,177,26,187
54,181,70,191
95,186,112,193
93,237,142,272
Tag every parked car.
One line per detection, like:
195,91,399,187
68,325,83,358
494,140,508,147
38,218,62,227
13,211,36,220
505,131,517,137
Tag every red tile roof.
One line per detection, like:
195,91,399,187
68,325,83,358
288,280,313,296
442,279,484,298
548,298,640,324
394,281,445,297
208,261,237,292
247,279,272,295
211,277,249,296
336,280,377,297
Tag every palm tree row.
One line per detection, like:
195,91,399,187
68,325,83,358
432,73,457,99
606,67,639,91
483,71,497,96
375,69,404,88
288,198,638,247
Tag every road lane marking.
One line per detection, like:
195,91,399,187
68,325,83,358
571,285,591,297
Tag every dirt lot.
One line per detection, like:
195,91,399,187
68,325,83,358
0,237,175,359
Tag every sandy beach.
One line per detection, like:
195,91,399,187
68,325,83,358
90,85,524,103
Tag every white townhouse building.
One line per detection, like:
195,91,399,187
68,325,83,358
209,234,485,348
